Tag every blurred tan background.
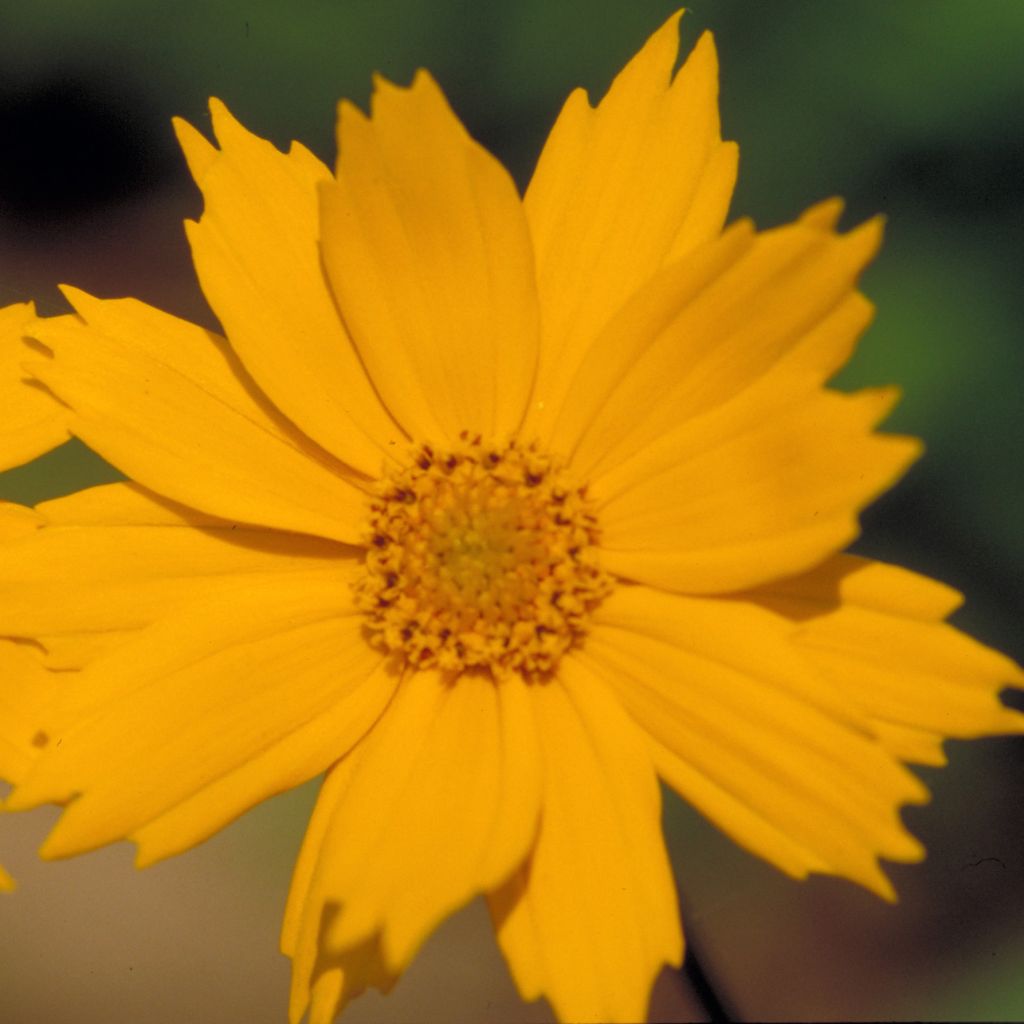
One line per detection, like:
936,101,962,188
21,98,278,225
2,1,1023,1020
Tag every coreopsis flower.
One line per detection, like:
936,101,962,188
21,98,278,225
2,12,1022,1022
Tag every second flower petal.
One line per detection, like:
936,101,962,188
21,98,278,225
9,568,388,862
284,670,542,979
748,555,1024,764
28,292,368,544
489,665,682,1024
584,584,928,898
593,377,919,594
176,102,403,475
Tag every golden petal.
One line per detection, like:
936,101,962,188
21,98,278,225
585,584,928,898
8,570,389,866
595,379,918,593
489,665,681,1023
282,756,399,1024
320,71,540,441
0,483,352,638
28,293,367,543
748,555,1024,759
556,214,885,473
176,102,403,475
284,669,541,980
524,16,737,439
0,302,69,470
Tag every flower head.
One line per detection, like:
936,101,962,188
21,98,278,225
355,436,613,675
2,12,1022,1023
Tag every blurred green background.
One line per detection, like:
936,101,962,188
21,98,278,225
1,1,1022,1021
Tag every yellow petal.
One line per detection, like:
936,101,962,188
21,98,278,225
523,17,737,440
286,669,541,977
34,632,133,671
282,757,399,1024
748,555,1024,758
0,483,352,637
799,196,846,230
0,640,57,785
176,102,402,475
132,658,397,866
320,71,540,441
750,550,963,620
27,292,368,543
489,665,681,1024
9,569,389,866
303,936,397,1024
595,378,919,593
0,639,58,894
870,722,948,768
0,501,43,542
584,584,927,899
0,302,69,470
556,215,884,475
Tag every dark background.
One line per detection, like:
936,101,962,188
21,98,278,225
1,2,1022,1020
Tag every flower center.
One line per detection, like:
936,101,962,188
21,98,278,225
355,436,613,676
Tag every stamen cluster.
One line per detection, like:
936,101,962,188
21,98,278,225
355,436,612,675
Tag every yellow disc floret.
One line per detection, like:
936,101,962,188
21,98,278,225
356,435,613,676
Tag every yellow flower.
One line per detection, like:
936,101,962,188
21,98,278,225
2,13,1022,1022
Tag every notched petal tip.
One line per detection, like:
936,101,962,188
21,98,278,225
205,97,279,161
173,115,218,182
5,745,76,817
334,97,371,148
686,26,720,81
369,66,457,128
989,702,1024,739
583,8,690,109
369,68,396,90
644,8,685,73
692,24,716,47
207,96,240,140
857,384,904,422
868,869,899,904
845,213,885,263
881,429,925,474
781,213,882,290
37,827,76,862
800,197,846,230
55,283,96,315
410,66,440,92
366,67,435,111
36,796,121,862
